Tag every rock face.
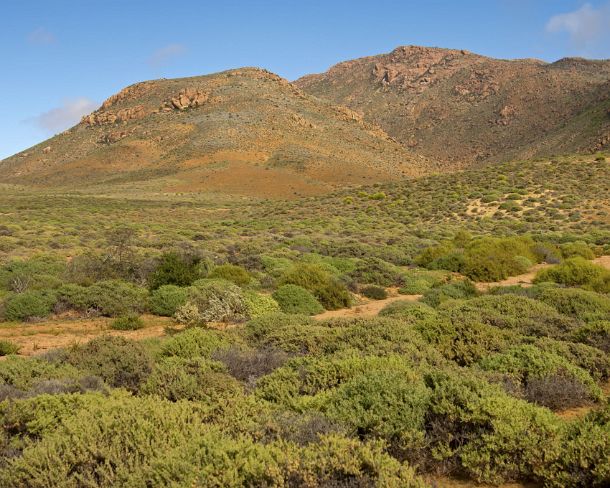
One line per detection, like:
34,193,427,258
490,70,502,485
164,88,210,111
82,105,149,126
296,45,610,165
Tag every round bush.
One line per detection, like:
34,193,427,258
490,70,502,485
379,301,438,322
534,257,610,293
3,290,57,321
176,280,248,324
110,314,144,331
148,285,188,317
360,285,388,300
208,264,251,286
243,291,280,318
272,284,324,315
280,264,351,310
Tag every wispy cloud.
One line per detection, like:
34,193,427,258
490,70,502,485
28,98,98,134
27,27,57,45
147,43,186,68
546,2,610,49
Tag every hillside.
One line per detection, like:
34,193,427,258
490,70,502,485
296,46,610,166
0,68,430,198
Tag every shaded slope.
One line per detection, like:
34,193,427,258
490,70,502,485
296,46,610,166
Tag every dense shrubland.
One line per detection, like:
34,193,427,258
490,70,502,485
0,156,609,485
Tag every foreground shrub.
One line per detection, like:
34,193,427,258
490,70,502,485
208,264,251,286
533,286,610,323
379,300,438,322
0,340,20,356
213,346,290,384
159,327,230,359
572,321,610,353
141,357,242,403
478,345,602,408
559,241,596,260
57,280,148,317
3,290,57,321
66,336,153,392
360,285,388,300
346,257,404,287
272,284,324,315
147,251,202,290
534,257,610,293
280,264,351,310
420,280,477,307
148,285,188,316
175,280,248,325
110,314,144,331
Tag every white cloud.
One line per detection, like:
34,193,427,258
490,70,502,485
546,2,610,48
147,43,186,68
29,98,98,134
27,27,57,45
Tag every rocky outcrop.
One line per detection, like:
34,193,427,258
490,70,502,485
161,88,209,111
100,82,153,110
82,105,149,126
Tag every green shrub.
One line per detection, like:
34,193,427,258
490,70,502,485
0,255,66,292
0,356,85,391
0,340,20,356
533,286,610,323
572,321,610,353
398,268,448,294
208,264,251,286
534,257,610,293
559,241,596,260
421,280,477,307
478,345,602,408
141,357,242,403
243,291,280,318
533,337,610,380
346,257,403,287
57,280,148,317
66,336,153,392
3,290,57,321
110,314,144,331
272,285,324,315
147,252,202,290
379,300,438,322
360,285,388,300
160,327,230,359
148,285,188,316
280,264,351,310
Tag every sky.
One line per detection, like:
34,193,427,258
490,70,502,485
1,0,610,160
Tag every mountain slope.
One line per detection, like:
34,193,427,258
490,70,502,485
0,68,430,198
296,46,610,166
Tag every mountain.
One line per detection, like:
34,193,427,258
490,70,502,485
0,68,430,198
296,46,610,166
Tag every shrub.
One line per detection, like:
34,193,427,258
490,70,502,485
66,336,153,392
272,284,324,315
360,285,388,300
110,314,144,331
534,257,610,293
243,291,280,318
421,280,477,307
0,356,86,392
0,255,65,292
159,327,230,359
533,286,610,323
346,257,403,287
57,280,148,317
147,252,202,290
559,241,595,260
213,346,290,384
572,321,610,353
477,345,602,408
141,357,242,403
3,290,57,321
176,280,248,325
379,300,438,322
148,285,188,316
208,264,251,286
280,264,351,310
0,340,20,356
398,268,448,294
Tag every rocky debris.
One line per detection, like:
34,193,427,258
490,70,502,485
42,146,52,154
82,105,149,126
454,71,499,100
496,105,517,125
594,132,610,151
290,113,317,129
97,129,133,144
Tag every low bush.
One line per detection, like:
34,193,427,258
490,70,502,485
534,257,610,293
213,346,290,384
280,263,351,310
3,290,57,321
159,327,230,359
0,340,20,356
66,336,153,392
148,285,188,316
243,291,280,318
147,251,202,290
272,284,324,315
421,280,477,307
379,300,438,322
360,285,388,300
208,264,251,286
572,321,610,353
559,241,596,260
533,286,610,323
346,257,404,287
398,268,448,294
110,314,144,331
141,357,242,403
57,280,148,317
175,280,248,325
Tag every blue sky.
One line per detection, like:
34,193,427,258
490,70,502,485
1,0,610,159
